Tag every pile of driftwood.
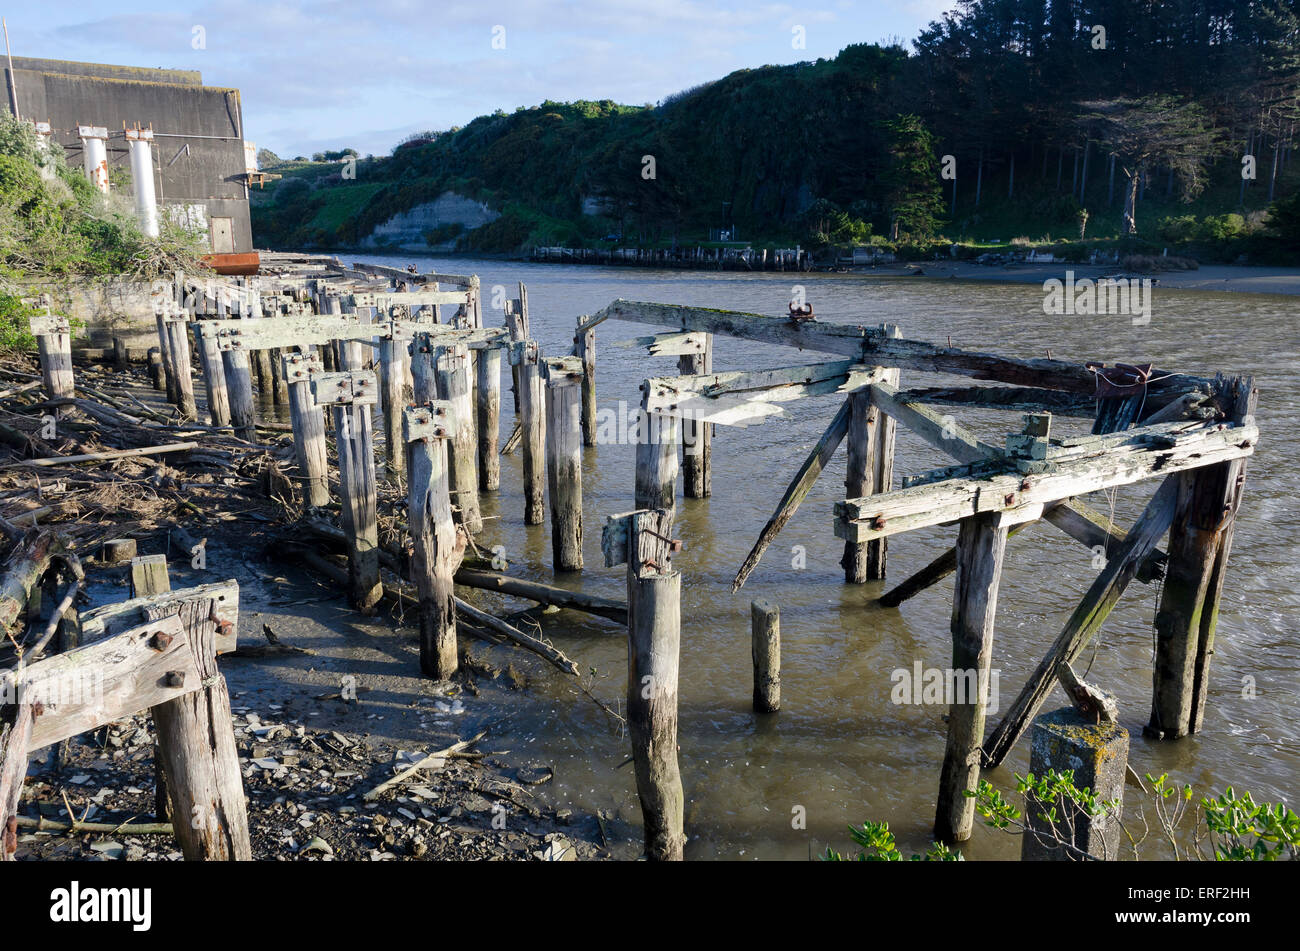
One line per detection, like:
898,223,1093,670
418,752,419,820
0,352,292,557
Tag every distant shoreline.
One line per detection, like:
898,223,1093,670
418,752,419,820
853,261,1300,296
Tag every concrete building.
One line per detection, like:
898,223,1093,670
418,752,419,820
2,57,257,263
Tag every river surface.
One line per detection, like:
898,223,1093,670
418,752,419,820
276,253,1299,859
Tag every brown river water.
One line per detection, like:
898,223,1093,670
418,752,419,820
237,253,1299,859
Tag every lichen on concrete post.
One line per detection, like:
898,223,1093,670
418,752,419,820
1022,707,1129,861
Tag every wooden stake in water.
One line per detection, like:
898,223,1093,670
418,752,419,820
602,508,685,860
511,340,546,525
934,511,1008,844
434,343,482,535
544,356,584,571
476,346,503,491
751,598,780,712
679,333,712,498
574,316,597,447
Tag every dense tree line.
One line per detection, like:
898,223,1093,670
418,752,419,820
253,0,1300,252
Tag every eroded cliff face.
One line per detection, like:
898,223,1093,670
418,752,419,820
360,192,500,252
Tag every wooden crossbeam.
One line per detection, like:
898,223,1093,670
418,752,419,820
643,361,885,427
351,290,468,309
195,315,507,352
609,331,708,356
349,262,475,288
867,381,1170,577
835,418,1256,543
81,579,240,655
596,300,1211,406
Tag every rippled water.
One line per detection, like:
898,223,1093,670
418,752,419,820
323,253,1299,859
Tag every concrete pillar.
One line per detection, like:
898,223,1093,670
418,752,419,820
32,121,55,181
1022,708,1129,861
78,125,110,193
126,128,159,238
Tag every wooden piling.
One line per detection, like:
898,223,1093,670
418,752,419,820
148,347,164,390
32,312,74,414
544,357,584,571
283,351,330,508
679,333,712,498
163,318,197,421
935,512,1008,843
193,324,231,428
128,555,172,822
154,307,180,406
751,598,780,712
268,348,289,405
1147,374,1257,739
574,318,597,447
635,399,678,516
513,341,546,525
476,346,502,491
379,336,411,485
843,325,900,581
222,349,258,443
312,370,382,612
606,509,685,860
147,592,252,860
404,403,463,679
434,344,482,534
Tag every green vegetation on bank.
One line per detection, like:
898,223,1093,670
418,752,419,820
0,113,208,349
250,1,1300,263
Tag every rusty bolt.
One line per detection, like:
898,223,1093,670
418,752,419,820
165,671,186,688
150,631,174,651
1004,493,1016,506
872,516,886,530
1020,479,1032,491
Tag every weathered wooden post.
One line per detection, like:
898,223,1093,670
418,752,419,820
1147,374,1257,739
312,370,382,612
512,340,546,525
162,312,197,421
410,331,436,405
751,598,780,713
193,322,232,428
574,316,597,447
935,511,1008,843
543,355,584,571
221,345,258,443
29,306,74,416
679,333,712,498
434,343,482,534
146,588,252,860
602,509,685,861
154,300,180,406
404,402,464,679
842,324,899,582
283,351,330,507
635,389,678,515
476,345,503,491
379,313,412,485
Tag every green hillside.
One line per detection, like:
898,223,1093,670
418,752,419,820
251,1,1300,263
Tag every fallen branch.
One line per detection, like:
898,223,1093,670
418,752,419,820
363,731,486,801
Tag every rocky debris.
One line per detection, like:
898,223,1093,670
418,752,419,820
12,696,607,862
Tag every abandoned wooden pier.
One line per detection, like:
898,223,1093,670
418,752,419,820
1,259,1260,860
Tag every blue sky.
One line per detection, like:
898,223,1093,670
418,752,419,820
3,1,955,158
